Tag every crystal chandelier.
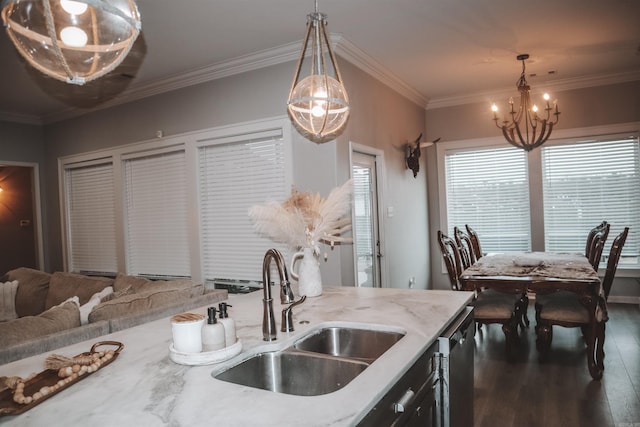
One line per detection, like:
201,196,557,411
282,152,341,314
1,0,141,85
491,54,560,151
287,0,349,143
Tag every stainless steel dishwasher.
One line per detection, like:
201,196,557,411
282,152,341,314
436,306,475,427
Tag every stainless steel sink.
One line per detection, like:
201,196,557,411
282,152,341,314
213,325,405,396
213,350,368,396
293,327,405,363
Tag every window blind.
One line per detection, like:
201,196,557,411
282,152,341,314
64,162,118,274
445,147,531,252
198,132,288,284
542,137,640,264
123,149,190,278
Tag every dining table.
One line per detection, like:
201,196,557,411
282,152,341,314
459,251,605,379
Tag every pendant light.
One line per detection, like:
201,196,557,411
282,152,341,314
491,54,560,151
287,0,349,143
1,0,141,85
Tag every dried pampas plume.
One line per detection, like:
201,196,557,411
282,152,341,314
248,179,354,255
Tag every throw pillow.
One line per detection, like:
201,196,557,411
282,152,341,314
5,267,51,317
45,272,114,309
78,287,113,325
0,300,81,347
0,280,19,322
100,285,134,303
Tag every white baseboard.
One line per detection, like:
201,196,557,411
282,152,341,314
607,295,640,305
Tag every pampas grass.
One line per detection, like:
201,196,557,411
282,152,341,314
249,179,353,255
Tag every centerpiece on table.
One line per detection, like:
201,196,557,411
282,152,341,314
248,180,353,297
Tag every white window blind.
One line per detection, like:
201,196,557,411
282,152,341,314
198,130,288,284
64,161,118,275
542,137,640,265
445,147,531,252
123,149,190,278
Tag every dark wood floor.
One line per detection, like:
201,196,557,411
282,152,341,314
473,303,640,427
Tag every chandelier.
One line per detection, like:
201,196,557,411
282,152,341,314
287,0,349,143
491,54,560,151
1,0,141,85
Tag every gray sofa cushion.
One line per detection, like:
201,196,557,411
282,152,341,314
5,267,51,317
88,286,196,323
0,300,81,348
0,320,110,365
0,280,19,321
45,272,114,309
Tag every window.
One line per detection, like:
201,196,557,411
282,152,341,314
59,117,293,282
439,124,640,269
123,149,190,278
197,128,288,285
444,147,531,252
63,160,118,275
542,137,640,265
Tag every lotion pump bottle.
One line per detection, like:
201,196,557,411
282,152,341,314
202,307,225,351
218,302,237,346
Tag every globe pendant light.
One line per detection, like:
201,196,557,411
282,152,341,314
287,0,349,143
491,54,560,151
1,0,141,85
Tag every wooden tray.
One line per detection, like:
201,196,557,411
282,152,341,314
0,341,123,417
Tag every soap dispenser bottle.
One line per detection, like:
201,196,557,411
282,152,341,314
202,307,225,351
218,302,237,346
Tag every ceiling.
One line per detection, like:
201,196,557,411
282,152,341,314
1,0,639,125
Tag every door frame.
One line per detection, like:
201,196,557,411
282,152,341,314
349,142,388,287
0,161,45,270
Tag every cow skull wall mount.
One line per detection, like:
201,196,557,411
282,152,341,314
405,133,440,178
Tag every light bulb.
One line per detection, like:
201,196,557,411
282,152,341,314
491,104,498,112
543,93,550,101
60,26,88,47
60,0,88,15
311,104,326,117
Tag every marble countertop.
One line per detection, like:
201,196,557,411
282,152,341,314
0,286,473,427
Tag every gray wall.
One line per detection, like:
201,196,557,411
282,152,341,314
41,58,429,289
426,80,640,300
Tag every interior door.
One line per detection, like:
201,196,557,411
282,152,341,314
351,151,382,288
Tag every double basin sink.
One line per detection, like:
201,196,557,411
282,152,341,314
212,325,405,396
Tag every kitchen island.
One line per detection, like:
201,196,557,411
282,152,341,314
0,286,473,426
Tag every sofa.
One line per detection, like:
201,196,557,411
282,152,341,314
0,268,227,365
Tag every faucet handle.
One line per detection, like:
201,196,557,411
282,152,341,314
280,280,295,304
281,296,307,333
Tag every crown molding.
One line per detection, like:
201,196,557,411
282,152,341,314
332,35,428,107
10,35,640,124
43,34,427,124
0,111,43,126
426,69,640,110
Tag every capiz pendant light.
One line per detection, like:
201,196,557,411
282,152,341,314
287,0,349,143
1,0,141,85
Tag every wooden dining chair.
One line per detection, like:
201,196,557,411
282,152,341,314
585,221,608,261
588,222,610,272
535,227,629,368
465,224,483,259
454,226,476,269
438,230,521,358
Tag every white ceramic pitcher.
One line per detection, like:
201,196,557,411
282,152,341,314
290,247,322,297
